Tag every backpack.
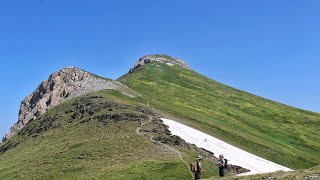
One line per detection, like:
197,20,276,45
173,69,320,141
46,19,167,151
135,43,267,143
224,159,228,169
190,162,196,172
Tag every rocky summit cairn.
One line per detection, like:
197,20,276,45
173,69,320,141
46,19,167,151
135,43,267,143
129,54,190,72
4,66,136,141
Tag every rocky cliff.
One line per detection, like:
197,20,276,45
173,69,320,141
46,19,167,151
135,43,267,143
4,66,137,141
129,54,190,72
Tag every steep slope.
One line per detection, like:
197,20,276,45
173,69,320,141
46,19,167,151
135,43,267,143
0,91,191,179
1,63,250,179
118,55,320,170
1,90,235,179
4,66,137,141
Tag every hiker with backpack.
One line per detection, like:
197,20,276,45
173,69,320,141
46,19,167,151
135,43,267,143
217,154,227,177
191,156,206,180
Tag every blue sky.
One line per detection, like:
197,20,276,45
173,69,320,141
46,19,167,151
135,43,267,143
0,0,320,139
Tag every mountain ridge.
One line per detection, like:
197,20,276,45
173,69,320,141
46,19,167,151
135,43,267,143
3,66,137,141
3,54,189,142
118,60,320,169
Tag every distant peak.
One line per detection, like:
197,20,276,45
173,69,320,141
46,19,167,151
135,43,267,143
62,66,78,70
65,66,76,69
59,66,85,73
130,54,190,72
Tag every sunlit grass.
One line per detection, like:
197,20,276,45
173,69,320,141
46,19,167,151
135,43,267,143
119,62,320,170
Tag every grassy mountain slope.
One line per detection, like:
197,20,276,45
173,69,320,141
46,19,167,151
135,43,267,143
118,62,320,170
0,90,220,179
1,58,319,179
215,165,320,180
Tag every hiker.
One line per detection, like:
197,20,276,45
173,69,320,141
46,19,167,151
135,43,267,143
217,154,226,177
192,156,206,180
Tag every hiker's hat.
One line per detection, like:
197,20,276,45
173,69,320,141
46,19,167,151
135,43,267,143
196,155,202,160
219,154,224,158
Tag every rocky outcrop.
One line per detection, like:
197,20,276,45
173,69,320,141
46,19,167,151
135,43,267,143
4,66,137,141
129,54,190,72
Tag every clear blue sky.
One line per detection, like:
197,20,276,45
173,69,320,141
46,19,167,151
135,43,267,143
1,0,320,139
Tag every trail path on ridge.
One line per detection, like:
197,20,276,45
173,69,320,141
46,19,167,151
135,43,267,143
135,116,194,179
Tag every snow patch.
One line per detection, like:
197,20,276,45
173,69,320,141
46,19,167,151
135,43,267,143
161,118,293,176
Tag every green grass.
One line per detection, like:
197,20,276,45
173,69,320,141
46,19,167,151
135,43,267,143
96,160,190,180
119,62,320,170
0,93,170,179
209,165,320,180
0,91,219,179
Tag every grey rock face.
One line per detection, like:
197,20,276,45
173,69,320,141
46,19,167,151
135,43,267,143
130,55,190,72
4,66,137,140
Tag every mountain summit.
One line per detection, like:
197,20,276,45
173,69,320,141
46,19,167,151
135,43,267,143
4,66,136,140
130,54,190,72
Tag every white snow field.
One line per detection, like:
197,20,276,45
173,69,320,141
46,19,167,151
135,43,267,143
161,118,293,176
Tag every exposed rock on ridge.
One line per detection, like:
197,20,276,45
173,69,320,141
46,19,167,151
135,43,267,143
129,54,190,72
4,66,137,141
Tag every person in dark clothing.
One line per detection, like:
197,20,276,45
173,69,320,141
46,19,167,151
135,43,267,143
217,154,225,177
194,156,206,180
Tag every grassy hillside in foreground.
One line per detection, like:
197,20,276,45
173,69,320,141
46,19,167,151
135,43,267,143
0,90,220,180
119,62,320,170
209,165,320,180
